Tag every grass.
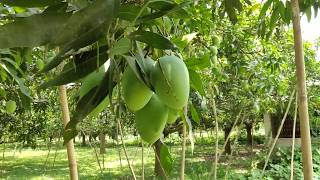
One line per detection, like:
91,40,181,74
1,132,303,180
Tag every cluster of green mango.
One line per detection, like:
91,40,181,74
210,35,220,62
122,55,189,144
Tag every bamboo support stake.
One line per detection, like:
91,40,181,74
261,90,295,177
179,106,188,180
290,94,298,180
291,0,314,179
212,98,219,180
141,141,144,180
58,85,78,180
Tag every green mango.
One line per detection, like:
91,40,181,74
210,46,218,56
6,100,16,114
135,94,168,144
151,55,189,109
122,66,153,111
167,108,179,124
212,35,221,46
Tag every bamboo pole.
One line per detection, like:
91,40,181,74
179,106,188,180
261,90,295,176
290,1,314,179
212,98,219,180
58,85,79,180
141,141,144,180
290,94,298,180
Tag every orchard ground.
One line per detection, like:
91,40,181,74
2,131,320,179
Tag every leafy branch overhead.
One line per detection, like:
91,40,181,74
258,0,320,39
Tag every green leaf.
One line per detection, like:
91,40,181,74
118,4,145,21
278,1,286,21
1,0,62,7
0,13,71,48
266,4,280,39
109,37,131,56
224,0,243,23
259,0,273,19
40,51,108,88
284,1,292,24
185,54,211,70
160,144,174,175
88,96,110,118
129,31,176,50
41,0,119,73
190,103,200,124
189,69,205,96
52,0,120,46
79,62,108,98
136,1,191,23
0,62,31,98
305,6,312,22
63,60,121,144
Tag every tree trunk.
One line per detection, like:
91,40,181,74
291,0,314,179
99,133,106,154
81,133,86,146
245,123,253,146
58,85,78,180
223,126,231,154
154,139,165,177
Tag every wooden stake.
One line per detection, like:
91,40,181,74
141,141,144,180
290,94,298,180
261,90,295,176
179,106,187,180
58,85,78,180
291,0,314,179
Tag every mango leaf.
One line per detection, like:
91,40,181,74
79,61,109,98
0,62,31,98
40,51,108,88
190,103,200,124
136,1,191,23
185,54,211,70
160,144,174,175
88,96,110,118
305,6,312,22
189,69,205,96
118,4,144,21
0,13,71,48
223,0,243,23
284,1,292,25
63,60,122,144
41,0,119,73
1,0,62,7
129,31,176,50
109,37,131,56
52,0,119,46
259,0,273,19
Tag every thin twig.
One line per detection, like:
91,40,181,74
81,130,103,174
216,110,243,163
290,93,298,180
52,135,61,168
261,90,296,177
117,119,137,180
